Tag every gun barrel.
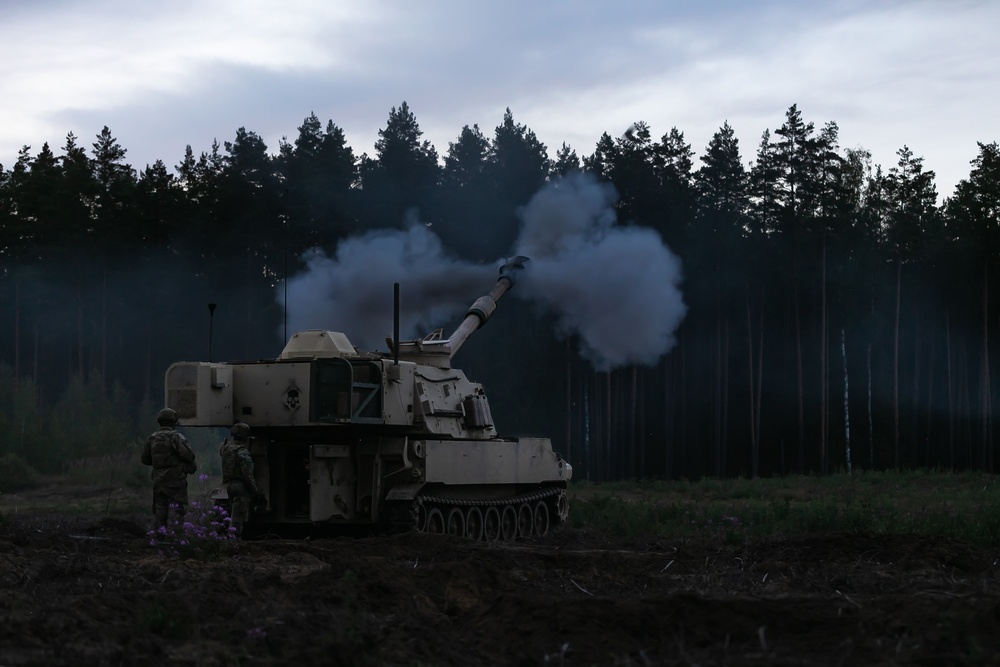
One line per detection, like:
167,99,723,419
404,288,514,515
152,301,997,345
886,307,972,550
448,256,528,358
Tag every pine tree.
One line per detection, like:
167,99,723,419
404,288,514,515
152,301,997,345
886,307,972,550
552,142,581,176
280,113,358,250
945,142,1000,471
437,124,494,259
879,146,940,468
360,101,440,230
694,122,750,476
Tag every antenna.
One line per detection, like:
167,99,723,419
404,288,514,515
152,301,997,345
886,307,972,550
282,197,289,343
208,303,217,362
393,282,400,365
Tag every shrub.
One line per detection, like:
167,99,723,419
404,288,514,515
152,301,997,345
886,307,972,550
147,499,238,559
147,474,238,559
0,453,40,492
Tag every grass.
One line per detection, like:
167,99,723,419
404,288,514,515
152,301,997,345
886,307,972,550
568,469,1000,548
6,457,1000,548
0,458,224,521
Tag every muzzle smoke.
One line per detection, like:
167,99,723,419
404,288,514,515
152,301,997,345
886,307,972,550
279,220,495,348
280,171,686,370
514,171,687,370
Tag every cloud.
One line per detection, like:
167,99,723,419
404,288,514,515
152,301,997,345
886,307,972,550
1,0,997,199
0,0,376,159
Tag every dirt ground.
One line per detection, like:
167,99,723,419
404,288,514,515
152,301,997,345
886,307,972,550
2,486,1000,666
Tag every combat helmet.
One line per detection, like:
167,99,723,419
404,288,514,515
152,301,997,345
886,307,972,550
157,407,178,425
230,422,251,440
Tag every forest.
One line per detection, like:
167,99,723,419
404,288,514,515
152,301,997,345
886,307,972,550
0,101,998,483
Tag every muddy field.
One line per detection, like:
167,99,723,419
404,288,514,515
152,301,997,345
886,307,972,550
2,486,1000,666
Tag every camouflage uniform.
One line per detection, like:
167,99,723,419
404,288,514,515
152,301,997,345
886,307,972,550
220,423,259,537
141,408,197,528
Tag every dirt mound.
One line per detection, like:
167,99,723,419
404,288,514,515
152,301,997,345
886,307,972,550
1,505,999,665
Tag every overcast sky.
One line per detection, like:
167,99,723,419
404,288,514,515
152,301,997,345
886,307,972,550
1,0,997,201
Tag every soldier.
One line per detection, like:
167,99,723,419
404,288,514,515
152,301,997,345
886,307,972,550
219,422,260,537
141,407,197,529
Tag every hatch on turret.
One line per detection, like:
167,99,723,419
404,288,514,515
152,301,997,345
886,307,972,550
280,330,357,360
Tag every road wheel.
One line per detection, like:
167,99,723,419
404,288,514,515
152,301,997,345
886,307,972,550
533,500,550,537
500,505,517,541
517,503,533,538
483,506,501,542
446,507,466,537
425,507,445,534
465,506,484,541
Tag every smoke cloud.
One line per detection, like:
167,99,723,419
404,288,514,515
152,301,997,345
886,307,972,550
280,220,494,349
280,171,686,370
514,171,686,370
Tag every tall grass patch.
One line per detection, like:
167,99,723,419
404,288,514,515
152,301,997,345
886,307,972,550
568,470,1000,547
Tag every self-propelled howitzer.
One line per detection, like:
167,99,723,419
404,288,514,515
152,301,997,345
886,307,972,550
164,256,572,539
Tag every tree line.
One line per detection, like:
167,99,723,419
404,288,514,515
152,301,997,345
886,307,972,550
0,101,998,481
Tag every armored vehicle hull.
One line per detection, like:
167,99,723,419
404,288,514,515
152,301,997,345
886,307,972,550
165,258,571,539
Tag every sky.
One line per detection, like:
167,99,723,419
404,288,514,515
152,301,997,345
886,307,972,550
1,0,997,201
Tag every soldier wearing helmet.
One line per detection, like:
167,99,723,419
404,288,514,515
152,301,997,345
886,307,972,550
219,422,260,537
141,408,198,528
